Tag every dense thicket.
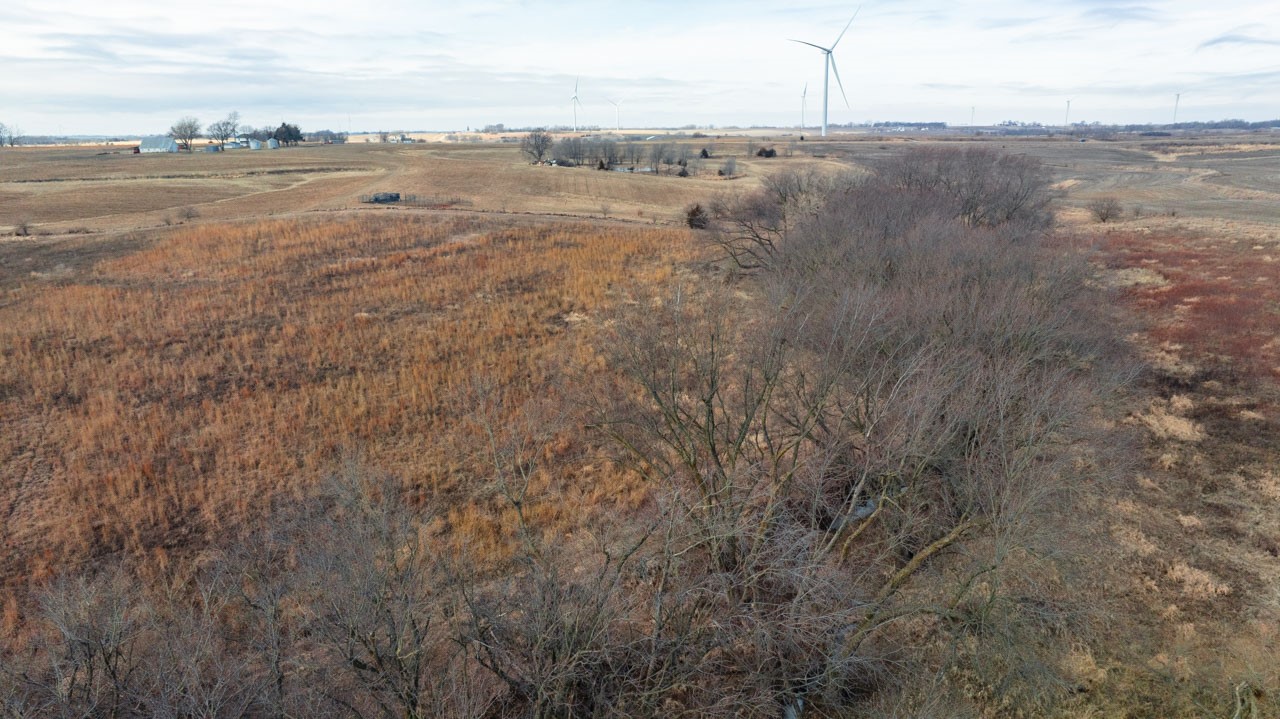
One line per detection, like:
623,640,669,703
1,147,1123,717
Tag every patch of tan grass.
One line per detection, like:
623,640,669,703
1165,561,1232,599
1130,398,1206,442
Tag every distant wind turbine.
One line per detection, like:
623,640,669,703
571,78,583,133
801,83,808,130
1064,99,1072,127
608,98,623,131
790,7,859,137
1173,93,1181,124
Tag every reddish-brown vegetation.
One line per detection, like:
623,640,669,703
1090,228,1280,715
1105,230,1280,380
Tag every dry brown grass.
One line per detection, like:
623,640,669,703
0,141,852,239
0,213,696,583
4,134,1279,715
1081,225,1280,715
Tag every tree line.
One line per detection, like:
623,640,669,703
0,146,1127,717
521,129,736,176
168,112,304,151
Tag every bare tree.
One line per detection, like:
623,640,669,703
22,570,151,717
553,136,586,166
624,141,643,168
206,111,241,150
297,467,475,719
1087,196,1124,223
520,128,554,162
647,142,669,174
169,116,202,152
706,167,843,272
136,563,260,718
229,527,308,718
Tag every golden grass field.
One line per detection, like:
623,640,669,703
1,211,699,584
3,132,1280,714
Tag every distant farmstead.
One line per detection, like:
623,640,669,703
139,136,179,153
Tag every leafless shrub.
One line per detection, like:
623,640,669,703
295,466,476,719
685,203,710,229
707,167,850,273
179,206,201,221
22,569,151,717
875,146,1054,229
1088,197,1124,223
13,220,29,237
703,147,1053,278
596,153,1122,713
134,564,260,718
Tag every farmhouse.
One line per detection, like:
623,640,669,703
139,136,179,153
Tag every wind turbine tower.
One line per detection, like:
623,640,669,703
801,83,808,130
1064,99,1072,127
608,98,623,132
791,7,859,137
571,78,583,133
1173,93,1181,124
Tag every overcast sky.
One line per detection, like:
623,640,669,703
2,0,1277,136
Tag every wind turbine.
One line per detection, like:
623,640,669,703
801,83,808,130
790,7,859,137
1173,93,1181,124
571,77,583,133
608,98,623,132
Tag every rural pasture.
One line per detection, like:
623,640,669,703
2,131,1280,716
4,133,1277,239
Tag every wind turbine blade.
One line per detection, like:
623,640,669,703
831,6,860,49
789,39,830,51
830,55,850,108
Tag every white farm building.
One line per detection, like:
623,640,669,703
139,136,179,153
